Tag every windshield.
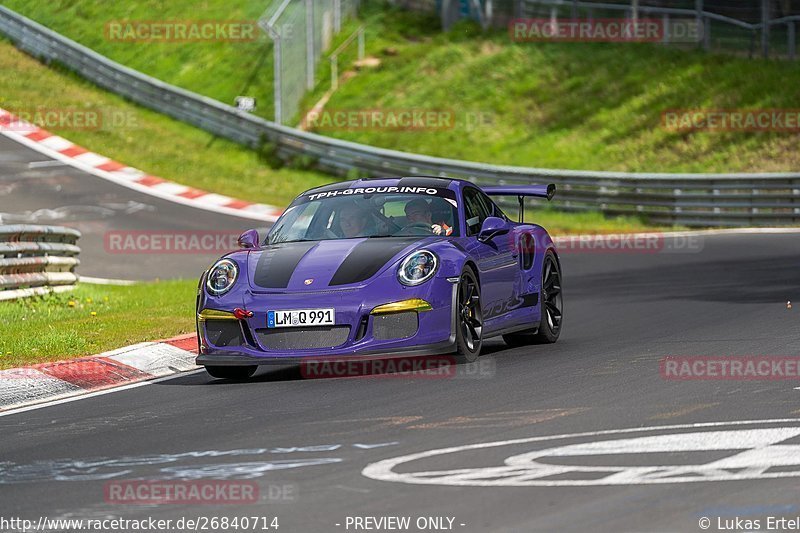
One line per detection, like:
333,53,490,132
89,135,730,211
268,187,460,244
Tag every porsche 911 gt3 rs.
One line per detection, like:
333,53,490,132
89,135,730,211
196,177,562,379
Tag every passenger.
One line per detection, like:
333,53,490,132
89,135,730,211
404,198,453,236
339,203,370,238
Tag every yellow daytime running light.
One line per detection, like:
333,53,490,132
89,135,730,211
371,299,432,315
198,309,238,322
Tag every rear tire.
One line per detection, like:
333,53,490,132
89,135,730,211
533,251,562,344
454,267,483,363
503,251,562,346
205,365,257,380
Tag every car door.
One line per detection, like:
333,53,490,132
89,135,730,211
461,187,518,328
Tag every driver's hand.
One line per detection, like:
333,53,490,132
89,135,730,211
432,224,444,235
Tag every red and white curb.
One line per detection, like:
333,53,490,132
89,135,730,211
0,108,282,222
0,334,199,412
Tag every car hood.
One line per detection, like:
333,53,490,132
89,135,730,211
245,237,440,292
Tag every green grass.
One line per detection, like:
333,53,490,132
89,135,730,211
0,40,331,207
0,281,196,369
302,7,800,173
0,33,659,233
1,0,278,119
6,0,800,173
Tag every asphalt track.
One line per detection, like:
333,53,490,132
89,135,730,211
2,226,800,532
0,135,258,280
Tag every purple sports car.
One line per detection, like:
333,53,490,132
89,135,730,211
195,177,562,379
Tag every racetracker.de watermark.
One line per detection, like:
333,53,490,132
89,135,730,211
104,480,263,505
509,18,702,43
551,233,704,254
300,356,495,380
662,109,800,132
104,231,241,254
303,109,458,132
0,108,138,132
104,20,258,42
661,356,800,380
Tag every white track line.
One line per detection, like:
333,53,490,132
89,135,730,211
79,276,138,286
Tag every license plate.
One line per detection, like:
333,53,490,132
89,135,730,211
267,309,335,328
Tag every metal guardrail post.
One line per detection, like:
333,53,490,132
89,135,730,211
329,26,366,91
334,0,342,32
695,0,708,51
274,35,283,124
260,0,293,125
306,0,316,91
761,0,770,58
794,182,800,217
331,55,339,91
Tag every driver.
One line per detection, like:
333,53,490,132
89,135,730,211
404,198,453,236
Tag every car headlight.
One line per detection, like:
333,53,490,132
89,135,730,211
206,259,238,295
398,250,438,286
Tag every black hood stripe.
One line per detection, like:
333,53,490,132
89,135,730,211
330,238,421,286
253,242,318,288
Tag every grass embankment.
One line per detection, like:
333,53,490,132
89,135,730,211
304,6,800,173
0,39,331,207
2,0,278,118
0,281,196,369
0,37,659,233
6,0,799,173
0,2,700,368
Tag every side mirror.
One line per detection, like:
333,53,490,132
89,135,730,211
477,217,510,243
237,229,260,249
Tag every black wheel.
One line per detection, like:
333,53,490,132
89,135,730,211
503,251,563,346
454,267,483,363
205,365,257,380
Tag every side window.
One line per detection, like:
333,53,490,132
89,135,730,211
476,190,505,220
463,188,491,237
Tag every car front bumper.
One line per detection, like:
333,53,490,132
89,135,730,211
196,277,458,365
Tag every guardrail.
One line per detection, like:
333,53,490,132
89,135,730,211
2,5,800,227
0,225,81,301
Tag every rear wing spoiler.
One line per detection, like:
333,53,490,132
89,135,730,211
480,184,556,201
480,184,556,223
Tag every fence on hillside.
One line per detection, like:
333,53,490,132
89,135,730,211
391,0,800,58
520,0,799,59
259,0,361,124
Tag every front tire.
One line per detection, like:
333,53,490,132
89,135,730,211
205,365,257,380
454,267,483,363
